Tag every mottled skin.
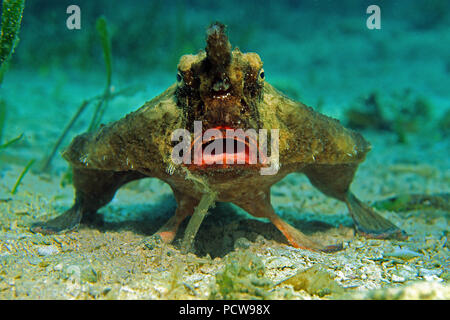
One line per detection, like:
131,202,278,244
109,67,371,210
32,23,406,252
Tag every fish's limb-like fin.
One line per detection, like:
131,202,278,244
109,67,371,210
151,190,199,244
303,164,407,240
234,190,343,253
31,168,146,235
31,202,83,234
345,192,407,240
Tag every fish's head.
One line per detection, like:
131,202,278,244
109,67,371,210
176,22,264,132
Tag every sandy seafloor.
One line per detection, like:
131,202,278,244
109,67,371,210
0,1,449,299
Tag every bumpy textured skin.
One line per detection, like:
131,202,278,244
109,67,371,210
32,22,405,251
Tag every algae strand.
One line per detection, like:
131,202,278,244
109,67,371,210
0,132,22,151
11,158,35,195
181,191,216,254
0,99,5,143
95,16,112,88
0,0,25,84
180,167,218,254
88,16,113,132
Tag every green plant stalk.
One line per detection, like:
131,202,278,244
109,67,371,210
93,93,110,129
88,16,112,132
0,99,5,143
181,191,216,254
11,158,34,195
96,16,112,88
88,88,110,132
0,59,9,84
0,132,22,150
0,0,25,84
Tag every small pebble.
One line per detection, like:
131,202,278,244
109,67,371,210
37,245,59,256
391,274,405,282
265,257,294,269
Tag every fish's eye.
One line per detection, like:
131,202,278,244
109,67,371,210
258,69,265,80
176,72,183,82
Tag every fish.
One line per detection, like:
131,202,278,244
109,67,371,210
31,22,406,252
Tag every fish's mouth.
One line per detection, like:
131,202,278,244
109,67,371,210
211,91,232,100
210,86,232,100
184,127,267,168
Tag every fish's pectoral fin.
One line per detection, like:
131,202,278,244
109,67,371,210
31,203,83,235
234,191,343,253
345,192,408,240
269,214,343,252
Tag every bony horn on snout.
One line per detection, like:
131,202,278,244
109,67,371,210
205,22,232,68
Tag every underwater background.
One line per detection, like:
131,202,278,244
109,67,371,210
0,0,449,299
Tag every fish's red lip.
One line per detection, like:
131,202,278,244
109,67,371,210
184,128,268,168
